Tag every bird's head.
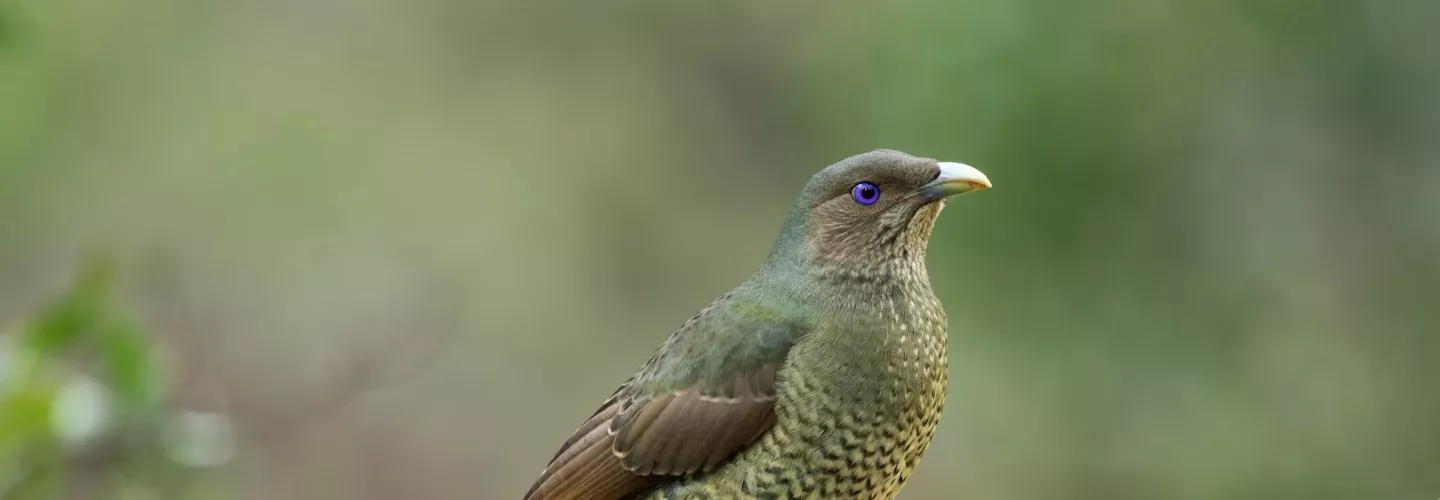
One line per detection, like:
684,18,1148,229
767,149,991,273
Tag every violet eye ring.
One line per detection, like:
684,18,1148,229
851,182,880,205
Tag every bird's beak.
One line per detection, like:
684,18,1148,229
921,162,992,200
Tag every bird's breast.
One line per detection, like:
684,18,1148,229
737,300,950,498
643,272,951,500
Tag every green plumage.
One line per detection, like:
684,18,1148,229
525,150,991,500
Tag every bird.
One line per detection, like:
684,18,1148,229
524,149,992,500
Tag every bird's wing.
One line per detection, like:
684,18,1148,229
524,294,799,500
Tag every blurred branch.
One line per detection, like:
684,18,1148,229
136,253,466,448
134,253,219,410
255,283,465,443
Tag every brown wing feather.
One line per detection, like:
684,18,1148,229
526,293,797,500
523,362,779,500
524,398,659,500
613,362,778,476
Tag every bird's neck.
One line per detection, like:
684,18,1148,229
754,252,943,344
753,200,948,348
750,252,948,408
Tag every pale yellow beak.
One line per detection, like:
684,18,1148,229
921,162,992,200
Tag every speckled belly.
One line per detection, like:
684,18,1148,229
640,331,949,500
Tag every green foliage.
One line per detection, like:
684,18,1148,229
8,256,163,417
0,8,11,52
99,319,161,417
22,257,115,355
0,385,52,444
0,256,197,499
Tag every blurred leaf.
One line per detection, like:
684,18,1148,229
162,412,234,469
24,257,117,355
49,375,112,450
101,319,160,413
0,384,51,444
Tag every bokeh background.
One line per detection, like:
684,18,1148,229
2,0,1439,499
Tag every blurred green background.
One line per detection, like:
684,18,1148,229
2,0,1439,499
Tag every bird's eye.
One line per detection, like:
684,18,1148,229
851,182,880,205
